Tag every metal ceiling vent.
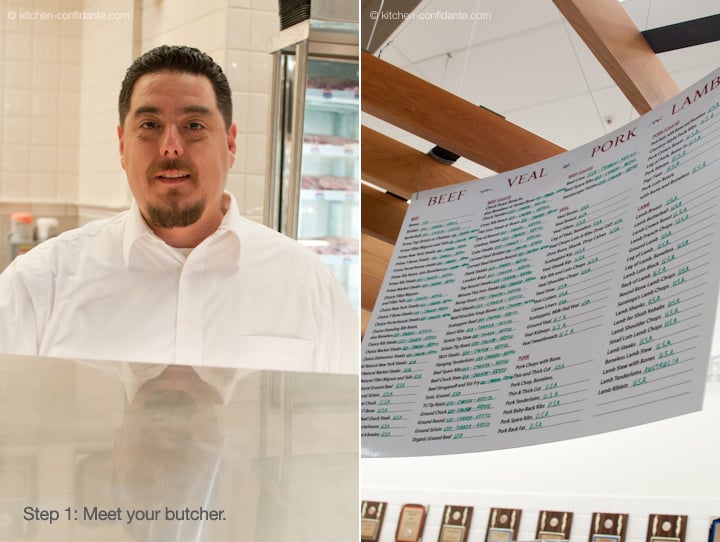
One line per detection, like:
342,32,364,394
278,0,357,30
278,0,311,30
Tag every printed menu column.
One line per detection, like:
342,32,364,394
499,150,639,435
362,191,477,441
415,188,554,443
598,94,720,414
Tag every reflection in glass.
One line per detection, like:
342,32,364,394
0,356,358,541
111,366,227,541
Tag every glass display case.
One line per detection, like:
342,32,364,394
0,355,358,541
266,20,359,312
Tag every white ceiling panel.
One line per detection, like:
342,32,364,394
448,22,591,112
561,20,619,91
658,42,720,75
504,91,605,150
642,0,720,27
383,0,491,63
381,0,564,66
453,157,495,179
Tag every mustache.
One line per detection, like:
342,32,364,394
147,159,197,178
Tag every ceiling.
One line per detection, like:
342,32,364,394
362,0,720,181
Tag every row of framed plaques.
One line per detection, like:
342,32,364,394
362,503,713,542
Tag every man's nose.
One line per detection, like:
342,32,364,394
160,125,184,157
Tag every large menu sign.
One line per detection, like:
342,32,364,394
362,68,720,457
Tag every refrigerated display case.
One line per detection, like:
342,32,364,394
266,19,359,312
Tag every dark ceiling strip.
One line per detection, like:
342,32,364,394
641,14,720,53
360,0,422,53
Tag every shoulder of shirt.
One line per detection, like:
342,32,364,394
233,214,312,252
231,214,335,270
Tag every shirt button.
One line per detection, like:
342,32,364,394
184,320,193,331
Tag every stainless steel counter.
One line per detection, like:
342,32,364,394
0,355,358,541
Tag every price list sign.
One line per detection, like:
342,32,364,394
361,68,720,457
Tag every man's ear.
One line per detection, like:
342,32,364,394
227,123,237,169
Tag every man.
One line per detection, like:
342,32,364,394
0,45,358,374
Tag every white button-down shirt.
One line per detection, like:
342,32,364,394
0,195,358,374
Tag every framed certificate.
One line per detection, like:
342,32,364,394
438,505,473,542
589,513,628,542
361,501,386,542
646,514,687,542
486,508,521,542
396,504,428,542
537,510,573,541
709,518,720,542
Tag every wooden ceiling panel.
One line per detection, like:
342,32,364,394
361,51,566,173
361,183,407,244
361,271,383,313
361,308,373,337
362,233,394,276
362,126,477,200
361,233,393,314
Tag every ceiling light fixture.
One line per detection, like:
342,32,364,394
427,145,460,164
427,105,505,165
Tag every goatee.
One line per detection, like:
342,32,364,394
146,158,203,228
146,195,205,229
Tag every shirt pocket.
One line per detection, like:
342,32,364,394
237,336,316,373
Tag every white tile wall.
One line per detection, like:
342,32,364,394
244,174,266,218
77,0,133,214
226,2,278,221
1,0,82,205
0,0,85,261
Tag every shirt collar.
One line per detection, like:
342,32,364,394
122,192,243,266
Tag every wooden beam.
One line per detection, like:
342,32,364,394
553,0,679,114
361,51,565,172
361,183,408,244
361,308,373,337
361,271,383,314
362,126,477,199
361,234,394,325
362,233,394,278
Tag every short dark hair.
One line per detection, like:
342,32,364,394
118,45,233,129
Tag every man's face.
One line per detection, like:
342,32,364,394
118,70,236,244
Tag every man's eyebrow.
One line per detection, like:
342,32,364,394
131,105,212,117
181,105,212,116
132,105,160,117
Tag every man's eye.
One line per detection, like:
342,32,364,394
187,122,204,130
141,121,159,129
